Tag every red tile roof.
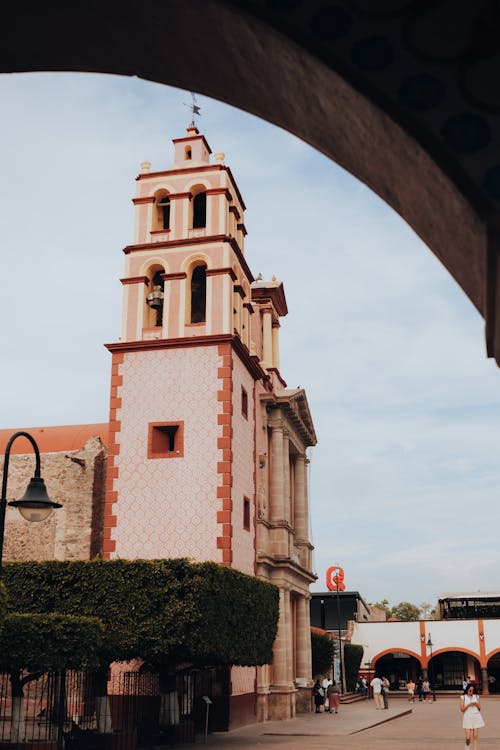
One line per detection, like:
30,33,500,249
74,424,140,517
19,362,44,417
0,424,109,454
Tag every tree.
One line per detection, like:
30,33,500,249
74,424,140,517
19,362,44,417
390,602,422,621
344,644,363,692
419,602,435,620
0,613,103,741
311,631,335,677
4,559,279,732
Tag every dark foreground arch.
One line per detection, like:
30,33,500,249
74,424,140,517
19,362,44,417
2,1,500,361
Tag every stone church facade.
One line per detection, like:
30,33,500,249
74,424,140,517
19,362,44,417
0,127,317,727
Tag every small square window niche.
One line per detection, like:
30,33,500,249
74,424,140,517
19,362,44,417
241,387,248,419
243,497,251,531
148,422,184,458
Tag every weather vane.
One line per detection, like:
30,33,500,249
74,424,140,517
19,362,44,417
184,92,201,128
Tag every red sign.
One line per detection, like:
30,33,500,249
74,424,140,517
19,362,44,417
326,565,345,591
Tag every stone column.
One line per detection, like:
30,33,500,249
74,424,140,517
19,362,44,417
294,455,307,539
282,430,290,526
270,422,285,522
272,322,280,370
272,588,289,686
284,588,293,685
296,595,311,681
262,309,273,369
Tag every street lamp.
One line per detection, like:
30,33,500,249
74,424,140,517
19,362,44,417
0,431,62,572
426,633,436,701
334,564,343,693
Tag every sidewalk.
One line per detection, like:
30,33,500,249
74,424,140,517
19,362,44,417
202,700,411,748
199,696,500,749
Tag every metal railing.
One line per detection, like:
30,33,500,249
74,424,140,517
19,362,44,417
0,669,203,750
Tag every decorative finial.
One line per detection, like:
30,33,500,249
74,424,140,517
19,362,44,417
184,92,201,128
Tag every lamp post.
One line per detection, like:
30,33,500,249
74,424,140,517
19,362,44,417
426,633,436,702
334,564,343,693
0,431,62,572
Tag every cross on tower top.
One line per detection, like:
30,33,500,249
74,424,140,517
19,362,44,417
184,92,201,128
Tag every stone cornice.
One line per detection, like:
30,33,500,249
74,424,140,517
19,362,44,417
122,235,254,285
251,282,288,317
255,553,317,583
135,164,246,212
137,165,221,181
267,367,287,388
206,267,237,281
162,272,187,281
262,390,317,447
132,196,155,205
168,191,192,200
120,276,148,285
172,132,212,154
205,187,232,200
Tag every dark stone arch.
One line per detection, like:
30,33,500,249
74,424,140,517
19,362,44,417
2,0,500,361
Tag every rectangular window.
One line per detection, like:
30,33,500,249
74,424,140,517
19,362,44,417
243,497,251,531
241,387,248,419
148,422,184,458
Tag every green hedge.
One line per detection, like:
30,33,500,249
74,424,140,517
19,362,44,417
3,559,278,667
0,613,103,673
311,631,334,677
0,580,6,628
344,643,363,692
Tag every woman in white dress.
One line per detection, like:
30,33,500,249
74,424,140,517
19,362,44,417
460,683,485,750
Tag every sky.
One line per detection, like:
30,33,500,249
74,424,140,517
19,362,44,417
1,72,499,608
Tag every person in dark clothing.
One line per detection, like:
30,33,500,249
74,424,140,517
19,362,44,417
417,677,423,701
313,680,325,713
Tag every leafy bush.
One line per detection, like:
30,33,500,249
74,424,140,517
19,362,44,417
311,630,334,677
3,559,278,668
0,579,6,628
0,613,103,674
344,643,363,692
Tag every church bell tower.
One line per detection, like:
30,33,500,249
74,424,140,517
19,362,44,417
103,126,259,575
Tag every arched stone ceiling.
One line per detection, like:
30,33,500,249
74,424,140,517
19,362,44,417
1,0,499,361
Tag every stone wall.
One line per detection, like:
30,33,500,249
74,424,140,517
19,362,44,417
1,436,106,563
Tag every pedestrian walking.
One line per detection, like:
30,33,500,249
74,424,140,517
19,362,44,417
417,676,423,701
422,678,431,702
381,676,390,709
313,679,325,713
327,680,340,714
407,678,415,702
370,675,384,710
322,677,332,712
460,683,484,750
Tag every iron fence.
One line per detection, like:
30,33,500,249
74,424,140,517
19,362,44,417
0,670,203,750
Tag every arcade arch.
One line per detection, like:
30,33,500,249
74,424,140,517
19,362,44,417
373,650,421,689
486,652,500,693
428,649,481,691
2,2,499,361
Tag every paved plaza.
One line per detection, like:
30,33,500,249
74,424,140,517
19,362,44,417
202,697,500,749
